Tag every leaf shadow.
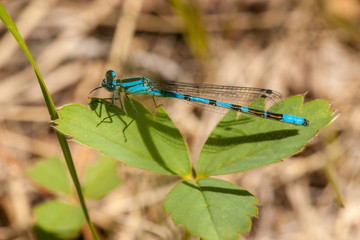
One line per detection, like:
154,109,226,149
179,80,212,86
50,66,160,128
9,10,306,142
127,99,180,175
205,129,299,147
182,180,254,198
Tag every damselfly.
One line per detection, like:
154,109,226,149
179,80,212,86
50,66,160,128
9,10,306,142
90,70,309,141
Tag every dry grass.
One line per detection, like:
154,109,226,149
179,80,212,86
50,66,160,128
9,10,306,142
0,0,359,239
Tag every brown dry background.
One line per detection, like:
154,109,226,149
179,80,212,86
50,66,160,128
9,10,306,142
0,0,359,239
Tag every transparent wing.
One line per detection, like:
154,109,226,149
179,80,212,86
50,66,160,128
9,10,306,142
150,81,284,111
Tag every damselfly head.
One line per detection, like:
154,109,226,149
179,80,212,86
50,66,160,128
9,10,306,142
101,70,117,92
89,70,117,95
105,70,116,82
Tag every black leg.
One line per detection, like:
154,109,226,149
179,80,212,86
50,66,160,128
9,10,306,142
94,92,124,126
111,91,116,105
89,91,116,108
91,92,138,142
118,91,125,113
152,96,163,108
89,98,113,108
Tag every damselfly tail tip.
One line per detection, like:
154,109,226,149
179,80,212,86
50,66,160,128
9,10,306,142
303,119,309,126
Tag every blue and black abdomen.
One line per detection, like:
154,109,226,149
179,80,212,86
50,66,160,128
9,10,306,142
150,89,309,126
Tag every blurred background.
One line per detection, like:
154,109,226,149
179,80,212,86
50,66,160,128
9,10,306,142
0,0,359,239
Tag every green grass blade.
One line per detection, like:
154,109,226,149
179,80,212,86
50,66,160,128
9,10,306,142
0,3,99,239
169,0,208,60
0,3,57,119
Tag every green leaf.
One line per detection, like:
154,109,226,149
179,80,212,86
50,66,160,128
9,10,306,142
197,96,334,177
83,156,122,199
33,201,85,240
55,98,192,177
27,157,71,195
164,178,258,240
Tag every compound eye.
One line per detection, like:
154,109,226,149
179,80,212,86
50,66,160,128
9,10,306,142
105,70,116,82
111,71,116,78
